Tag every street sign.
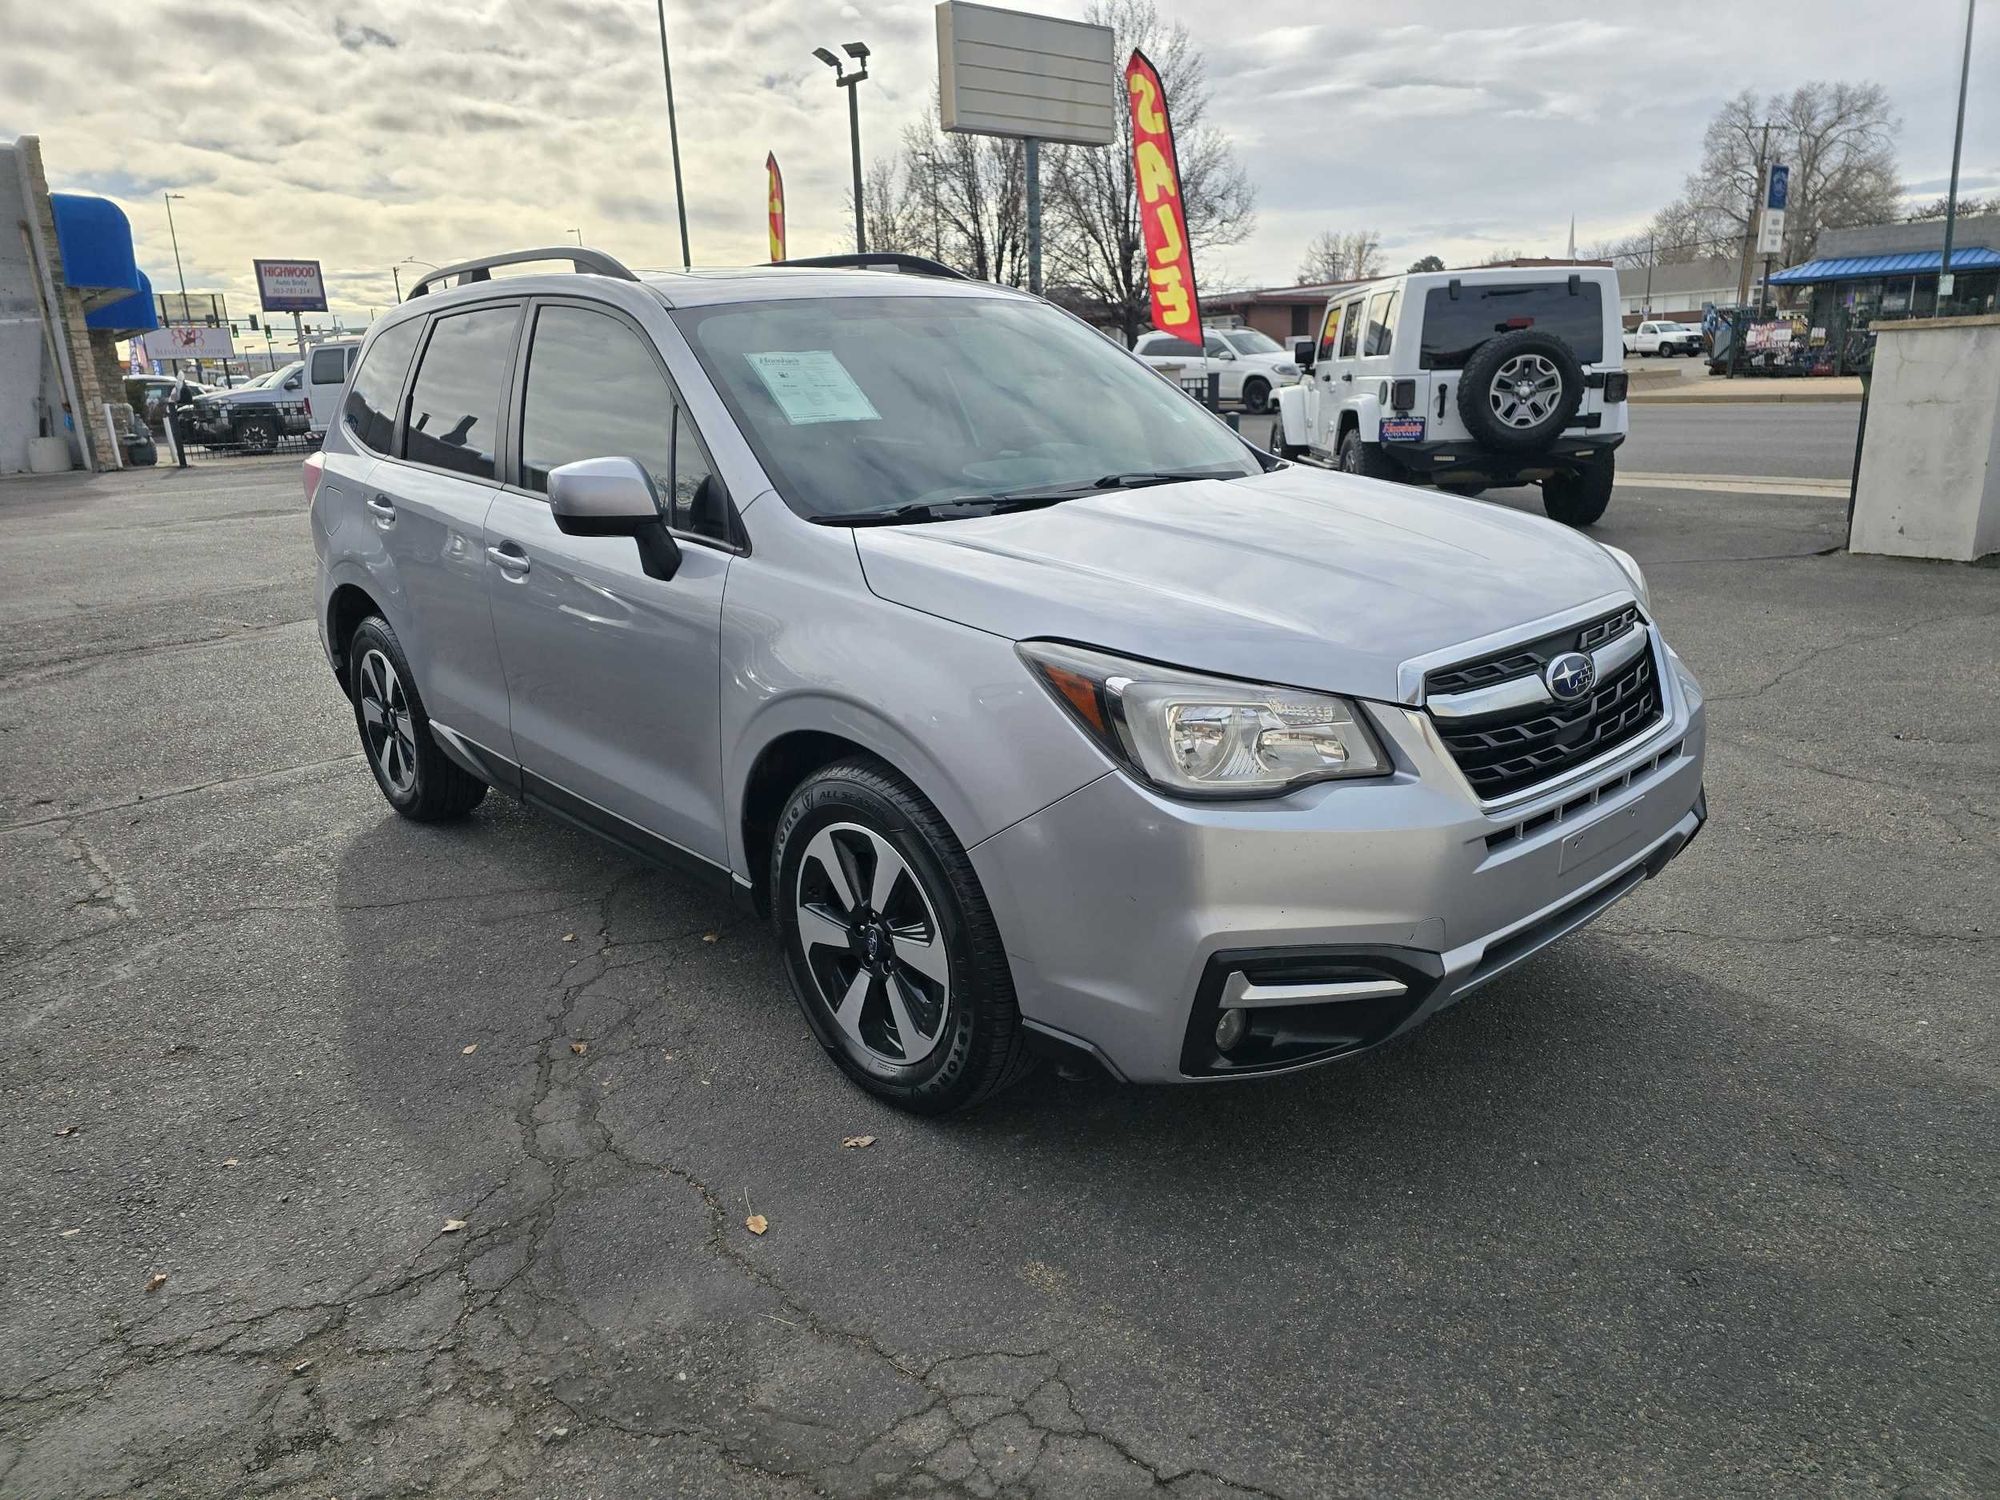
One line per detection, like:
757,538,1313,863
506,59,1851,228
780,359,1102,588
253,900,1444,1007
936,2,1117,146
253,259,328,313
1756,163,1789,256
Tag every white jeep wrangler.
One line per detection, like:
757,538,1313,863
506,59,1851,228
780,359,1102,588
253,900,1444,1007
1272,265,1630,527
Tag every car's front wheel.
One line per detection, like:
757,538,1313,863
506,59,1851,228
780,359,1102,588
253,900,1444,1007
347,617,488,821
1540,456,1615,527
772,758,1033,1114
1242,376,1271,414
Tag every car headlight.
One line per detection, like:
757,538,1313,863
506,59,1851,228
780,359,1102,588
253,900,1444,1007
1019,642,1389,798
1601,543,1650,610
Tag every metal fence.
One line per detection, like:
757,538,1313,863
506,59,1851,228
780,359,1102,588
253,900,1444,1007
162,401,318,464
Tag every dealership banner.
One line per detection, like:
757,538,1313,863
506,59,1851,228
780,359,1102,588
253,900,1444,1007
1123,48,1201,345
766,154,786,262
143,324,237,360
253,259,328,313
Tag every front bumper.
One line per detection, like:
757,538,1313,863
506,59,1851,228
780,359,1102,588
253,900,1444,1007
969,633,1706,1083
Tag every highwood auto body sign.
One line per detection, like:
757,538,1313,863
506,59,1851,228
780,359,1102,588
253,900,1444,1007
253,259,328,313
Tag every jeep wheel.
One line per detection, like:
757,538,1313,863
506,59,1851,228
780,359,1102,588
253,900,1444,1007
1242,376,1271,415
1338,429,1398,482
1458,330,1585,453
772,758,1033,1114
1541,456,1615,527
236,413,279,454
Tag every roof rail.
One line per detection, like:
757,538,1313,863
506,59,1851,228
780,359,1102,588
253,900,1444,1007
769,252,971,282
407,247,639,298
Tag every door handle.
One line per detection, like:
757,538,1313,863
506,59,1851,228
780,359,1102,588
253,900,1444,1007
365,494,395,521
1342,372,1354,382
487,543,530,577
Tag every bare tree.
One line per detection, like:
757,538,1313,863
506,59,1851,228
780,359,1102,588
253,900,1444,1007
1675,83,1900,265
1295,229,1382,284
1906,194,1992,221
872,97,1033,283
843,157,929,259
1041,0,1256,344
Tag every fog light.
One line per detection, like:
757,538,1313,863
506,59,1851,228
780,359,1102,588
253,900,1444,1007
1215,1007,1248,1052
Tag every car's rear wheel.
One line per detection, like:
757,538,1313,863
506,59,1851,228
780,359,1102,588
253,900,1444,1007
1338,428,1398,481
1242,376,1271,415
772,758,1032,1114
347,617,488,821
1540,456,1615,527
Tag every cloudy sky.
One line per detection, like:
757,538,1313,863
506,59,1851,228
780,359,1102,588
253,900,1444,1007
3,0,1993,325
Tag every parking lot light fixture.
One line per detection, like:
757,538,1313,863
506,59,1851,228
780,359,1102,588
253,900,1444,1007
815,41,871,254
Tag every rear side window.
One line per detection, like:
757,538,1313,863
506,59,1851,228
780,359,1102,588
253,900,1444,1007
1338,300,1363,358
343,322,422,454
1364,290,1398,357
1421,281,1604,369
403,306,519,479
310,347,347,383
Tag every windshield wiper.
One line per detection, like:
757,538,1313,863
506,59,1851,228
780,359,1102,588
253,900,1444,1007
815,493,1075,527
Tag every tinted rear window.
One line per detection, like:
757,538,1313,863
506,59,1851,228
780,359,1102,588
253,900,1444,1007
311,347,348,383
403,306,519,479
1420,282,1603,369
343,323,422,454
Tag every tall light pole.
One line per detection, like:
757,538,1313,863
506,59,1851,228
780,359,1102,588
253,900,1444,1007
815,42,871,254
655,0,692,269
161,192,191,377
1938,0,1978,311
569,227,584,246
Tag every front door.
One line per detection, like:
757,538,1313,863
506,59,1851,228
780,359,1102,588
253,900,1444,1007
1307,299,1354,451
483,300,732,868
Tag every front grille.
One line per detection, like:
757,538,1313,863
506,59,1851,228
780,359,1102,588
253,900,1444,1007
1426,607,1663,800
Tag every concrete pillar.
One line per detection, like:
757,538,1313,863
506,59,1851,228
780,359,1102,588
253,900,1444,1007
14,135,114,471
1849,314,2000,562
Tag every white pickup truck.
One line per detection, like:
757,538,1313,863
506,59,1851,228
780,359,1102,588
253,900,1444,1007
1271,264,1631,526
1623,319,1700,358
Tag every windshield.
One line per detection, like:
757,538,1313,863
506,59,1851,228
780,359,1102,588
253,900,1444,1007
1222,329,1284,356
671,293,1260,520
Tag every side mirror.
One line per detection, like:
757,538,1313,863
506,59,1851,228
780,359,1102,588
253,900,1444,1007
549,456,681,580
1210,347,1236,361
1291,338,1316,370
283,378,300,391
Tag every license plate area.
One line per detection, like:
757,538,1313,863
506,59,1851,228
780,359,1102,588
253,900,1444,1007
1557,793,1647,874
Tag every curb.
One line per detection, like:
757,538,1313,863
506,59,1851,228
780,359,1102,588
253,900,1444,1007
1630,391,1862,406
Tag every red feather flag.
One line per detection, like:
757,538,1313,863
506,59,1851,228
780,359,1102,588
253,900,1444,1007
1123,49,1201,345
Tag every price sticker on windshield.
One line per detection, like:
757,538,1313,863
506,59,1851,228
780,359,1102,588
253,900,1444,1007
744,350,881,426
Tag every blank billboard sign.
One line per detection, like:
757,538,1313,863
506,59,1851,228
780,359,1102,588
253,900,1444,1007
937,2,1117,147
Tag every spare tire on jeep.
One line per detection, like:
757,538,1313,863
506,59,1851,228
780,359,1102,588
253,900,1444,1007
1456,329,1585,453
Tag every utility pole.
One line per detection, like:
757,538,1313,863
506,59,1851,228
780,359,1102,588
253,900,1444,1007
391,266,402,304
163,192,190,377
1644,231,1655,315
655,0,692,269
1938,0,1978,311
1733,121,1773,308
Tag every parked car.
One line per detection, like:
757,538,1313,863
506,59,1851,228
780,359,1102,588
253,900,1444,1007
1623,319,1699,358
1133,327,1301,413
1273,265,1630,526
309,247,1706,1113
186,360,311,452
123,375,208,430
305,339,361,435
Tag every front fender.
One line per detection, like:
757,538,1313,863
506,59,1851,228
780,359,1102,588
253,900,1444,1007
1275,383,1309,447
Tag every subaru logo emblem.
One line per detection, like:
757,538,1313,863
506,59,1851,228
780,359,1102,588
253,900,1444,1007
1546,651,1596,702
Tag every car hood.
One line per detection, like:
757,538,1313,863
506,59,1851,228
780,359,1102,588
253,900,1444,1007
852,467,1632,703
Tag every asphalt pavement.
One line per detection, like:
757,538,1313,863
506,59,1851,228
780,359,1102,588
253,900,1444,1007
2,413,1994,1499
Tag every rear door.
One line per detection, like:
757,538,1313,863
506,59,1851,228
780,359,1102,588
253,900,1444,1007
483,298,733,867
372,301,522,763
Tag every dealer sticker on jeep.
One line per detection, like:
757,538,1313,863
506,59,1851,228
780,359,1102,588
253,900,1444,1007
1379,417,1425,442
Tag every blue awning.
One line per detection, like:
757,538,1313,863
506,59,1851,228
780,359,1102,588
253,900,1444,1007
1770,247,2000,285
49,192,141,294
86,269,159,335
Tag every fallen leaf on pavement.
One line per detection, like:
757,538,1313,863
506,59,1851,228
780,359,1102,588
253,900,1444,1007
570,1041,588,1056
561,933,576,943
54,1125,78,1137
701,931,719,943
222,1158,240,1169
461,1044,478,1055
60,1228,80,1238
441,1218,467,1234
145,1273,168,1293
292,1360,313,1376
745,1214,768,1236
842,1135,876,1149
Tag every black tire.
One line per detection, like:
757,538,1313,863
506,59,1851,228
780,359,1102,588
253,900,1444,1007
1242,377,1271,415
236,412,279,454
346,617,488,821
771,758,1033,1115
1337,427,1398,481
1541,456,1615,527
1457,329,1585,453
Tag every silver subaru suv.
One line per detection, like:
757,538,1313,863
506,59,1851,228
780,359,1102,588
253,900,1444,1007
307,247,1707,1113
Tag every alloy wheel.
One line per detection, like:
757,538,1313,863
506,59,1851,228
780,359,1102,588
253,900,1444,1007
357,648,418,797
1489,353,1563,429
793,822,951,1066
